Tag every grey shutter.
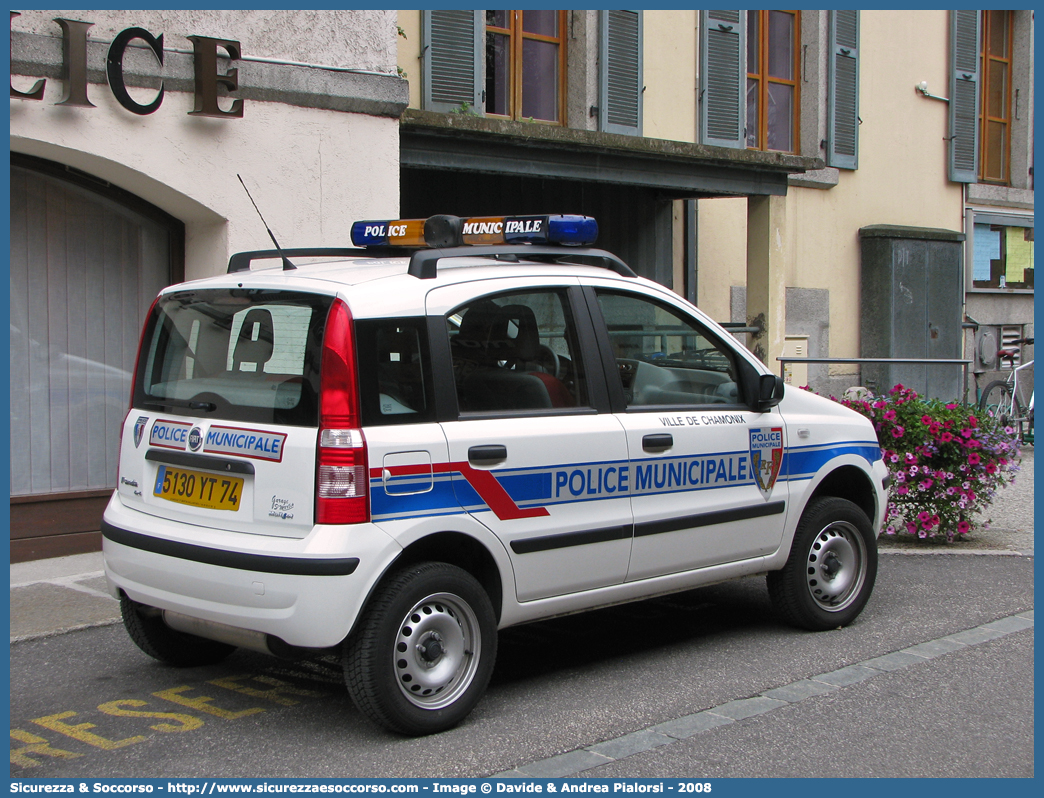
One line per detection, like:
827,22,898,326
948,10,980,182
599,10,643,136
699,10,745,148
422,10,483,114
827,10,860,169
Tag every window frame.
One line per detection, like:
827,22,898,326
968,212,1034,294
484,10,568,124
979,9,1014,185
746,9,801,154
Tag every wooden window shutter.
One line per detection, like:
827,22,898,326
827,10,860,169
422,10,483,114
699,10,746,149
948,9,981,182
599,10,643,136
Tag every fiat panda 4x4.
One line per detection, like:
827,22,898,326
103,213,889,735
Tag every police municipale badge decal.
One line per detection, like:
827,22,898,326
133,417,149,448
749,427,783,492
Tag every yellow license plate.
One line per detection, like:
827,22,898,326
153,465,243,511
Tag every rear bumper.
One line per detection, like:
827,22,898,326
102,494,401,648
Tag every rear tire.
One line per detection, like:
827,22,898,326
120,595,236,667
767,497,878,631
343,562,497,736
979,380,1022,437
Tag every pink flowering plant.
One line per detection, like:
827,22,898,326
834,384,1021,542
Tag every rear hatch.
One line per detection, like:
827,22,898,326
116,287,334,539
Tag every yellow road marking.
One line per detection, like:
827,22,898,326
97,700,205,732
10,729,83,769
153,685,265,719
208,674,323,707
30,711,147,750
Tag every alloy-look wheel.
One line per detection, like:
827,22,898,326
344,562,497,735
768,497,878,631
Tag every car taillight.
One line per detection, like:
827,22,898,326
316,299,369,524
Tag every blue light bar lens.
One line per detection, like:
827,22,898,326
501,216,548,244
546,215,598,246
351,221,389,247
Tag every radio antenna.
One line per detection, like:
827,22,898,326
237,174,296,271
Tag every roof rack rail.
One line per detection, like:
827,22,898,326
407,245,637,280
227,247,395,274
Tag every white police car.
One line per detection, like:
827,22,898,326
102,213,889,735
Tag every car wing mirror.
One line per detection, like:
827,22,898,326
755,374,785,412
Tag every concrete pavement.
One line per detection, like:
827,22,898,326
9,450,1033,643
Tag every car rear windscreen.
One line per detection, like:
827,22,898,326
134,289,333,426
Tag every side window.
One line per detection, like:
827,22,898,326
448,290,588,413
357,318,435,426
595,290,742,408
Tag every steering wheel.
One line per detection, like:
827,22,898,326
535,345,561,379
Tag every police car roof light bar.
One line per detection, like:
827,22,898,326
407,246,638,280
351,214,599,249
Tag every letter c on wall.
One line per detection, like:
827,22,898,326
106,27,165,115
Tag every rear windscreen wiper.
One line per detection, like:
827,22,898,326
141,397,217,412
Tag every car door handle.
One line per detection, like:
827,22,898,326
643,434,673,452
468,445,507,465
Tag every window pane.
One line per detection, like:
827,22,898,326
486,10,510,30
746,78,759,148
747,12,759,73
521,38,558,121
987,10,1009,57
767,11,794,80
375,325,427,418
987,61,1007,119
485,31,510,115
767,82,793,152
448,291,587,413
595,291,740,409
522,10,557,37
984,120,1007,181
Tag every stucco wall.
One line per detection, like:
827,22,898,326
397,10,423,109
698,10,967,389
14,10,399,73
11,11,404,279
642,11,697,144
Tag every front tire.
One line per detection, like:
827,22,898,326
767,497,878,631
344,562,497,736
120,595,236,667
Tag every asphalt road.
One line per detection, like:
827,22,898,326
9,554,1033,779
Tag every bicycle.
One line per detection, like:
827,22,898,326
978,337,1034,445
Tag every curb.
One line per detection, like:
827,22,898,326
879,547,1033,556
